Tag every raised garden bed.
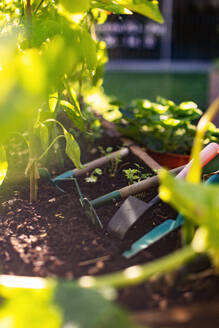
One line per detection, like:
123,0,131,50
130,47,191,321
1,131,219,327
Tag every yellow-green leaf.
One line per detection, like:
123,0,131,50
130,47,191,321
64,130,81,168
159,169,219,269
60,99,85,132
49,92,58,113
115,0,164,23
59,0,90,13
0,145,7,186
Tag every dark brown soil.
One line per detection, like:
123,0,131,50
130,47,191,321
1,133,219,327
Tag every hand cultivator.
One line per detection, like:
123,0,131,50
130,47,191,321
43,141,164,229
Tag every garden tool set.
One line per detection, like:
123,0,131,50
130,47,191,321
107,142,219,239
47,141,219,245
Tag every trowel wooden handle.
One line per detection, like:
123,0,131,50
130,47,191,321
120,165,184,199
177,142,219,179
74,147,129,177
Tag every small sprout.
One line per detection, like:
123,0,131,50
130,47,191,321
85,168,102,183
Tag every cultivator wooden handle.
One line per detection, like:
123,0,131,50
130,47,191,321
52,147,129,182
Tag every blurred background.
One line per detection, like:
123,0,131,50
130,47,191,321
97,0,219,123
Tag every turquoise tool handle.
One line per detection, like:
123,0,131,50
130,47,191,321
91,190,121,207
52,170,75,182
206,173,219,184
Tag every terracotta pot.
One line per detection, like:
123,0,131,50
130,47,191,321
147,149,190,169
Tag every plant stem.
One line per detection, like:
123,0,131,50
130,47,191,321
37,135,65,162
30,161,36,203
34,0,44,13
79,246,196,289
26,0,32,47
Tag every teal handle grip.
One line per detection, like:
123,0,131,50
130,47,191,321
52,170,75,182
91,190,121,208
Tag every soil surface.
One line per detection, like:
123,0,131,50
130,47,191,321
1,132,219,327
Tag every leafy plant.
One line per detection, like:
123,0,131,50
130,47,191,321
123,163,151,185
115,97,219,154
98,146,122,176
0,0,163,203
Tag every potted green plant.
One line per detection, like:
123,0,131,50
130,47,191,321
114,97,219,168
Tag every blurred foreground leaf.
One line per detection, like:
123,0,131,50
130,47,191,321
0,276,136,328
59,0,91,13
159,170,219,270
0,145,8,185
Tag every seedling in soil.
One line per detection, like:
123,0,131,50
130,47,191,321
85,168,102,183
98,146,122,177
123,163,152,185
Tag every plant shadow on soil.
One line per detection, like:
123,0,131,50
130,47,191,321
1,133,219,327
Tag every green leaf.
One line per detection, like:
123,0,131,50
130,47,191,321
40,123,49,151
115,0,164,23
59,0,91,13
64,129,82,168
159,170,219,269
60,99,85,132
0,145,8,186
79,30,97,73
49,92,58,113
91,1,133,14
95,168,102,175
54,281,135,328
0,277,61,328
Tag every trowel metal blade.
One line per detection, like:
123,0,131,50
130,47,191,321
107,196,151,240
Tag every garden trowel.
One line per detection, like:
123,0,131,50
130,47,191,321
107,142,219,239
123,173,219,258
